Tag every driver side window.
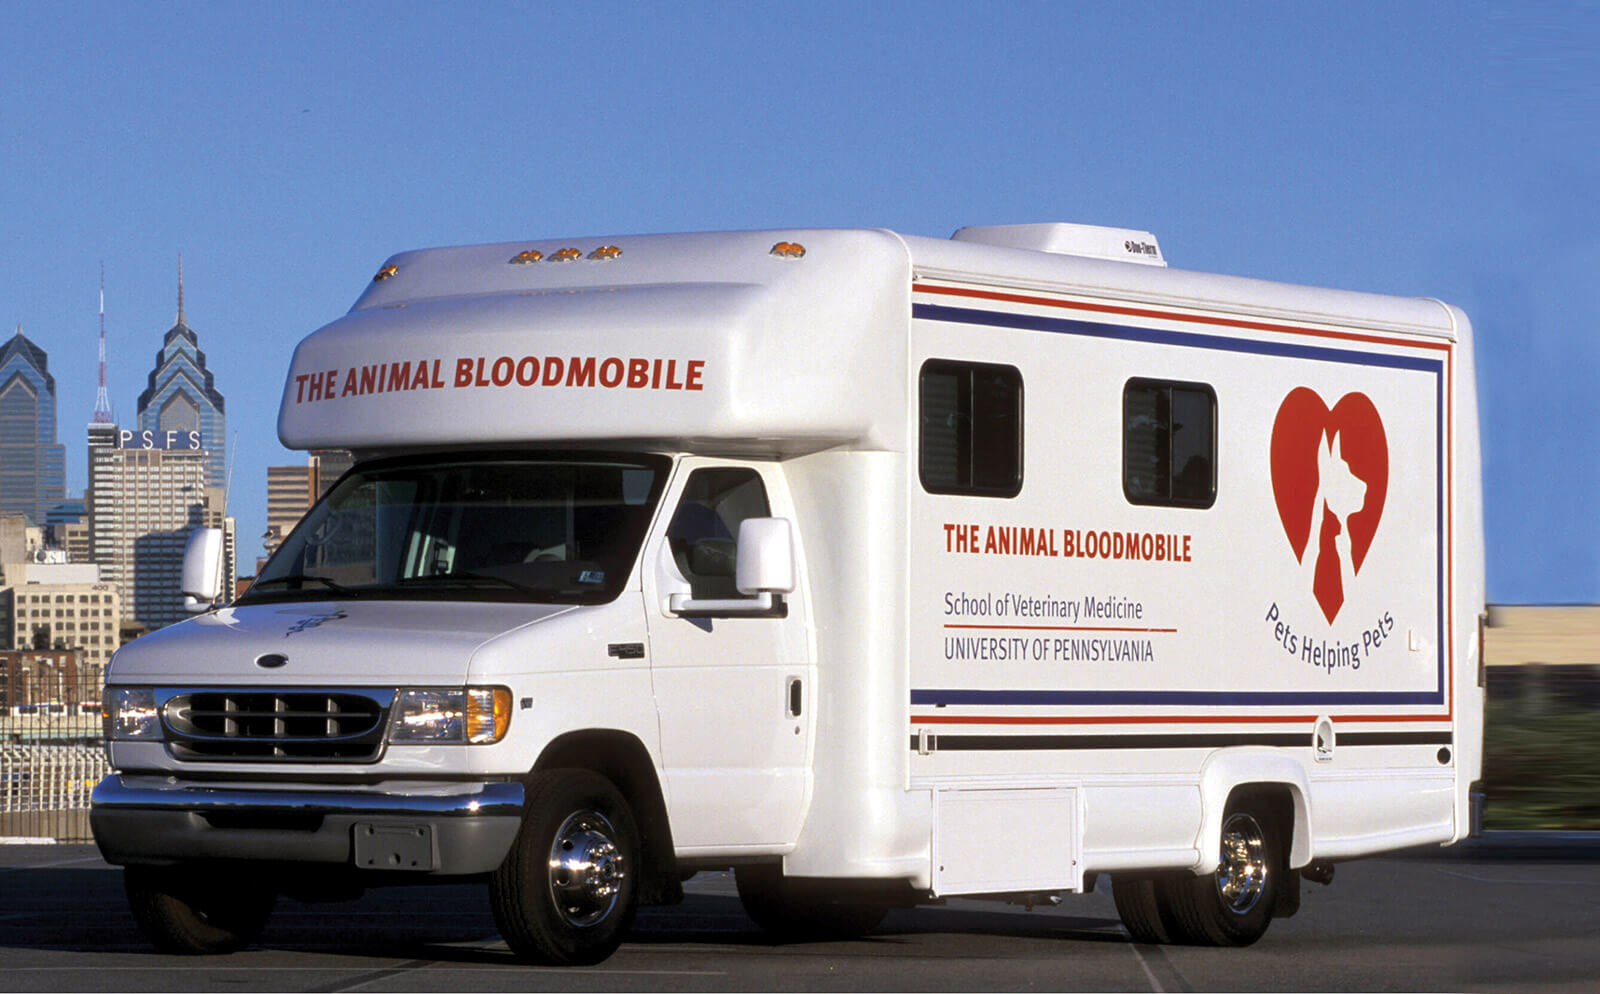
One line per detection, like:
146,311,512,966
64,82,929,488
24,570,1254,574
666,468,771,600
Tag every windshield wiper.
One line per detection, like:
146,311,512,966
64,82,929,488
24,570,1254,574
451,570,546,595
251,573,355,596
398,571,546,596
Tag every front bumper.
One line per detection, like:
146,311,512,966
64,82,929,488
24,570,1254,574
90,775,525,875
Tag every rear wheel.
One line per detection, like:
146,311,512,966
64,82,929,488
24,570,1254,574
124,864,275,954
1163,800,1282,946
735,864,888,939
1113,795,1284,946
1111,875,1176,944
490,769,641,965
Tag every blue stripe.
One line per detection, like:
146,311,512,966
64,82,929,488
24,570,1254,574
913,299,1450,711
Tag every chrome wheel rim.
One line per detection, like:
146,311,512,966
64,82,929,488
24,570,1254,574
546,809,626,927
1214,812,1268,914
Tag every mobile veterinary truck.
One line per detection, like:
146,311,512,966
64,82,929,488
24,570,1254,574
92,223,1484,962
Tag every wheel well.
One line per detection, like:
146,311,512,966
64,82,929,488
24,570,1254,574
1226,784,1305,919
1227,783,1297,862
1197,750,1314,873
534,730,680,904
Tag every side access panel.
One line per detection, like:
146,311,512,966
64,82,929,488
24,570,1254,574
931,785,1082,896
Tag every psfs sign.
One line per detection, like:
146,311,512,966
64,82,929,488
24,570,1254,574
118,429,204,451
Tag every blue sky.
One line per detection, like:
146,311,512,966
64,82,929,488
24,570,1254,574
2,2,1596,602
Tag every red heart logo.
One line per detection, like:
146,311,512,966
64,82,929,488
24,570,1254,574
1270,388,1388,623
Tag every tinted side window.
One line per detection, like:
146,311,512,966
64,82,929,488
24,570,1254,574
666,468,771,599
1123,378,1216,508
919,360,1023,497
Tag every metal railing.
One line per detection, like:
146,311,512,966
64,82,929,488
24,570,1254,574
1,671,107,843
0,743,108,843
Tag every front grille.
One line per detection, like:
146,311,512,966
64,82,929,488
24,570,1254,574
162,689,395,762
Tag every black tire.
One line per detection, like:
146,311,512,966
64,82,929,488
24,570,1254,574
1160,797,1283,946
123,864,276,954
1112,875,1177,944
734,864,888,939
490,769,641,966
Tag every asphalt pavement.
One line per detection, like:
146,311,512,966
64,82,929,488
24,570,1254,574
1,836,1597,992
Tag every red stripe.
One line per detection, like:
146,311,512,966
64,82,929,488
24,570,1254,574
910,712,1451,726
945,623,1178,633
1446,347,1456,720
913,282,1453,353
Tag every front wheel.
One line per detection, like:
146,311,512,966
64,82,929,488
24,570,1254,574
123,864,276,954
489,769,641,966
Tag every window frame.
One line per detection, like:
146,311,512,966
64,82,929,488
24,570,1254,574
665,466,773,601
239,449,671,606
918,358,1025,499
1121,377,1218,510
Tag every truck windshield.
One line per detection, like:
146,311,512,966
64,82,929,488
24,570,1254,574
243,453,670,605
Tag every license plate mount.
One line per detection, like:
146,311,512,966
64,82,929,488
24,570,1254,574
353,822,437,871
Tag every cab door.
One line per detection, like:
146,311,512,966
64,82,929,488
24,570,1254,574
643,457,812,850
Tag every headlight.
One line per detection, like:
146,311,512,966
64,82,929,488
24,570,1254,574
390,687,511,744
103,686,162,741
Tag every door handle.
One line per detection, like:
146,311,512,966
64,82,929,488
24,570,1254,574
787,677,803,718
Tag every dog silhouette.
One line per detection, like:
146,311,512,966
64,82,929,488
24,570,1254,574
1308,431,1368,622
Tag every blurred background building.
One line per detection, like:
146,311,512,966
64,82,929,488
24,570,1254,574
0,328,67,526
259,449,350,570
0,561,120,688
88,438,233,632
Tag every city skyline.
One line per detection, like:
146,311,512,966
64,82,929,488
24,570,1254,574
4,266,229,498
6,262,225,481
4,263,314,589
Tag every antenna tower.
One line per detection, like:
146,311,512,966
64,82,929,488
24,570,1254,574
92,262,114,423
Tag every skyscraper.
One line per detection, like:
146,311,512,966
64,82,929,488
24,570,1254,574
135,260,226,488
89,441,231,631
0,327,68,524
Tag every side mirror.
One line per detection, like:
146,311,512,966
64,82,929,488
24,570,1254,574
664,517,796,616
736,518,796,595
182,527,225,613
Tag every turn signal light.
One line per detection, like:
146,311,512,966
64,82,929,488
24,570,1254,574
467,687,514,744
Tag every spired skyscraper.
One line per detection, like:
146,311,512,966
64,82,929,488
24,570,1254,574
0,326,67,524
135,260,226,488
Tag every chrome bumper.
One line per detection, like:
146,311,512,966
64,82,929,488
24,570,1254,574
91,775,525,875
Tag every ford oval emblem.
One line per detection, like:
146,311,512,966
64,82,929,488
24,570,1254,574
255,652,289,669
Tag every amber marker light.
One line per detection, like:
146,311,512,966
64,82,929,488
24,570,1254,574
373,263,399,281
770,241,806,258
509,249,544,265
549,247,582,262
588,245,622,260
467,687,514,744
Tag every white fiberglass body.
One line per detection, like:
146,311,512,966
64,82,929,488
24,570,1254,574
95,224,1484,962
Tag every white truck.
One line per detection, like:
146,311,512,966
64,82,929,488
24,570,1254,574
92,223,1484,963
